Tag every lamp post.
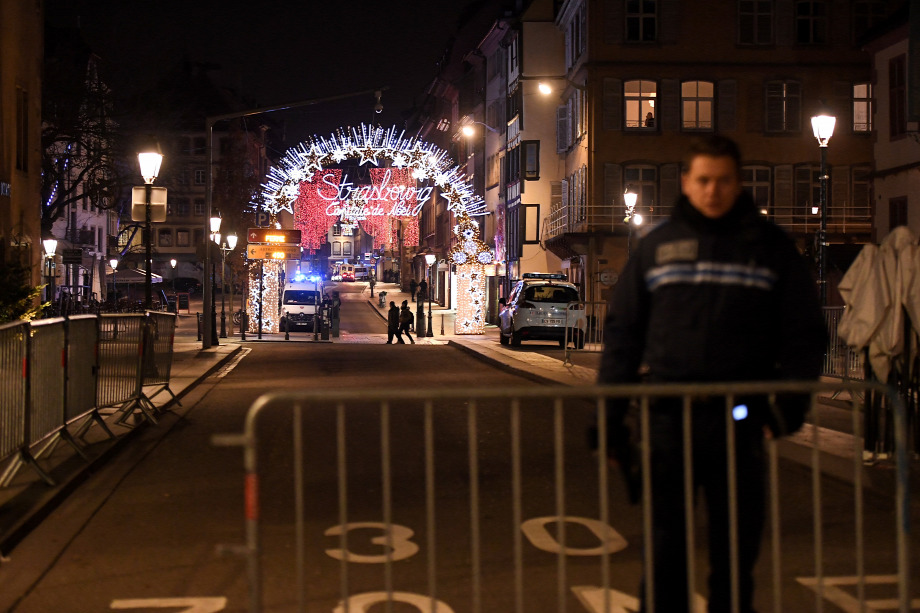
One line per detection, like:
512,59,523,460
425,253,436,337
623,186,638,254
209,210,221,345
218,232,237,338
109,257,118,305
811,111,836,306
42,238,57,306
138,144,163,310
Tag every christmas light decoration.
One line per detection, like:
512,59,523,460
258,124,485,217
247,259,282,334
449,214,494,334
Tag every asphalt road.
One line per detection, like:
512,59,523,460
1,291,915,613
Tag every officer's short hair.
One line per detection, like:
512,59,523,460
682,135,742,175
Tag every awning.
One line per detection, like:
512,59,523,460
106,268,163,285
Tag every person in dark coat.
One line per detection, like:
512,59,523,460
409,278,418,302
417,278,428,302
598,135,827,613
386,301,400,344
398,300,415,344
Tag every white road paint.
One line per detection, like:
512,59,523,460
110,597,227,612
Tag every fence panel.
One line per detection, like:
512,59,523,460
28,319,66,446
96,314,145,409
65,315,99,422
0,321,28,465
822,306,864,380
144,311,177,386
564,301,608,365
215,381,913,613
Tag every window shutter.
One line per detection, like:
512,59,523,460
747,81,763,133
561,179,570,210
604,163,622,209
556,106,569,153
661,79,680,132
659,164,680,212
717,79,737,132
660,0,679,43
603,0,623,45
774,165,794,211
775,0,794,47
831,165,849,212
603,78,623,130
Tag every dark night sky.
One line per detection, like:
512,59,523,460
46,0,481,142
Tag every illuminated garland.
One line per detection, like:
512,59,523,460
294,169,341,253
258,124,486,217
449,214,494,334
246,260,281,334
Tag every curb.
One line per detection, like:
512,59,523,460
0,345,244,556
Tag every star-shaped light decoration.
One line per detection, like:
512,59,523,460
357,144,381,166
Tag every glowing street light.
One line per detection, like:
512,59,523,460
811,111,836,305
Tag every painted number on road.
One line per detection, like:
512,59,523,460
111,598,227,612
333,591,455,613
325,521,420,563
521,516,628,556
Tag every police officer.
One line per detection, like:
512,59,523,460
598,135,826,613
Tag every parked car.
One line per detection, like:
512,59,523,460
498,273,586,348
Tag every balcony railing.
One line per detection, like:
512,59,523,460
545,202,873,241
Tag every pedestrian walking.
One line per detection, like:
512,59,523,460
398,300,415,344
386,301,400,344
410,278,418,302
597,135,826,613
417,278,428,302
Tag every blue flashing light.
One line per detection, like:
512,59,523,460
293,273,307,282
732,404,749,421
308,275,320,283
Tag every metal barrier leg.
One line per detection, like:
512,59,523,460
0,448,56,487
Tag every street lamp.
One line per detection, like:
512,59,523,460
109,257,118,305
218,232,237,337
425,253,436,337
623,186,639,254
43,238,57,305
209,210,222,345
811,111,836,306
138,142,163,310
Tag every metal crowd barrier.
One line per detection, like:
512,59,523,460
0,322,29,484
822,307,864,381
564,301,607,365
214,381,912,613
0,312,178,488
143,311,180,407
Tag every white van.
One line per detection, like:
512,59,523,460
353,265,370,281
280,275,323,332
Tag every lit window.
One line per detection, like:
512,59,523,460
852,83,872,133
625,80,658,129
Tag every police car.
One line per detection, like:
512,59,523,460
498,273,586,348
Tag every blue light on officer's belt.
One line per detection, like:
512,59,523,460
732,404,749,421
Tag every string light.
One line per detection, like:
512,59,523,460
258,123,485,217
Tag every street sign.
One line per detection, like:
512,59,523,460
246,228,301,244
131,186,168,222
255,211,270,227
62,248,83,265
247,244,302,260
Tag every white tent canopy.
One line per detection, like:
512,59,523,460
105,268,163,285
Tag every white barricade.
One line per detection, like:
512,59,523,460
214,381,913,613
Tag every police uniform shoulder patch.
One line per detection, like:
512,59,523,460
655,239,698,265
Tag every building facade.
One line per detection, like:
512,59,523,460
865,3,920,240
548,0,898,305
0,0,43,295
